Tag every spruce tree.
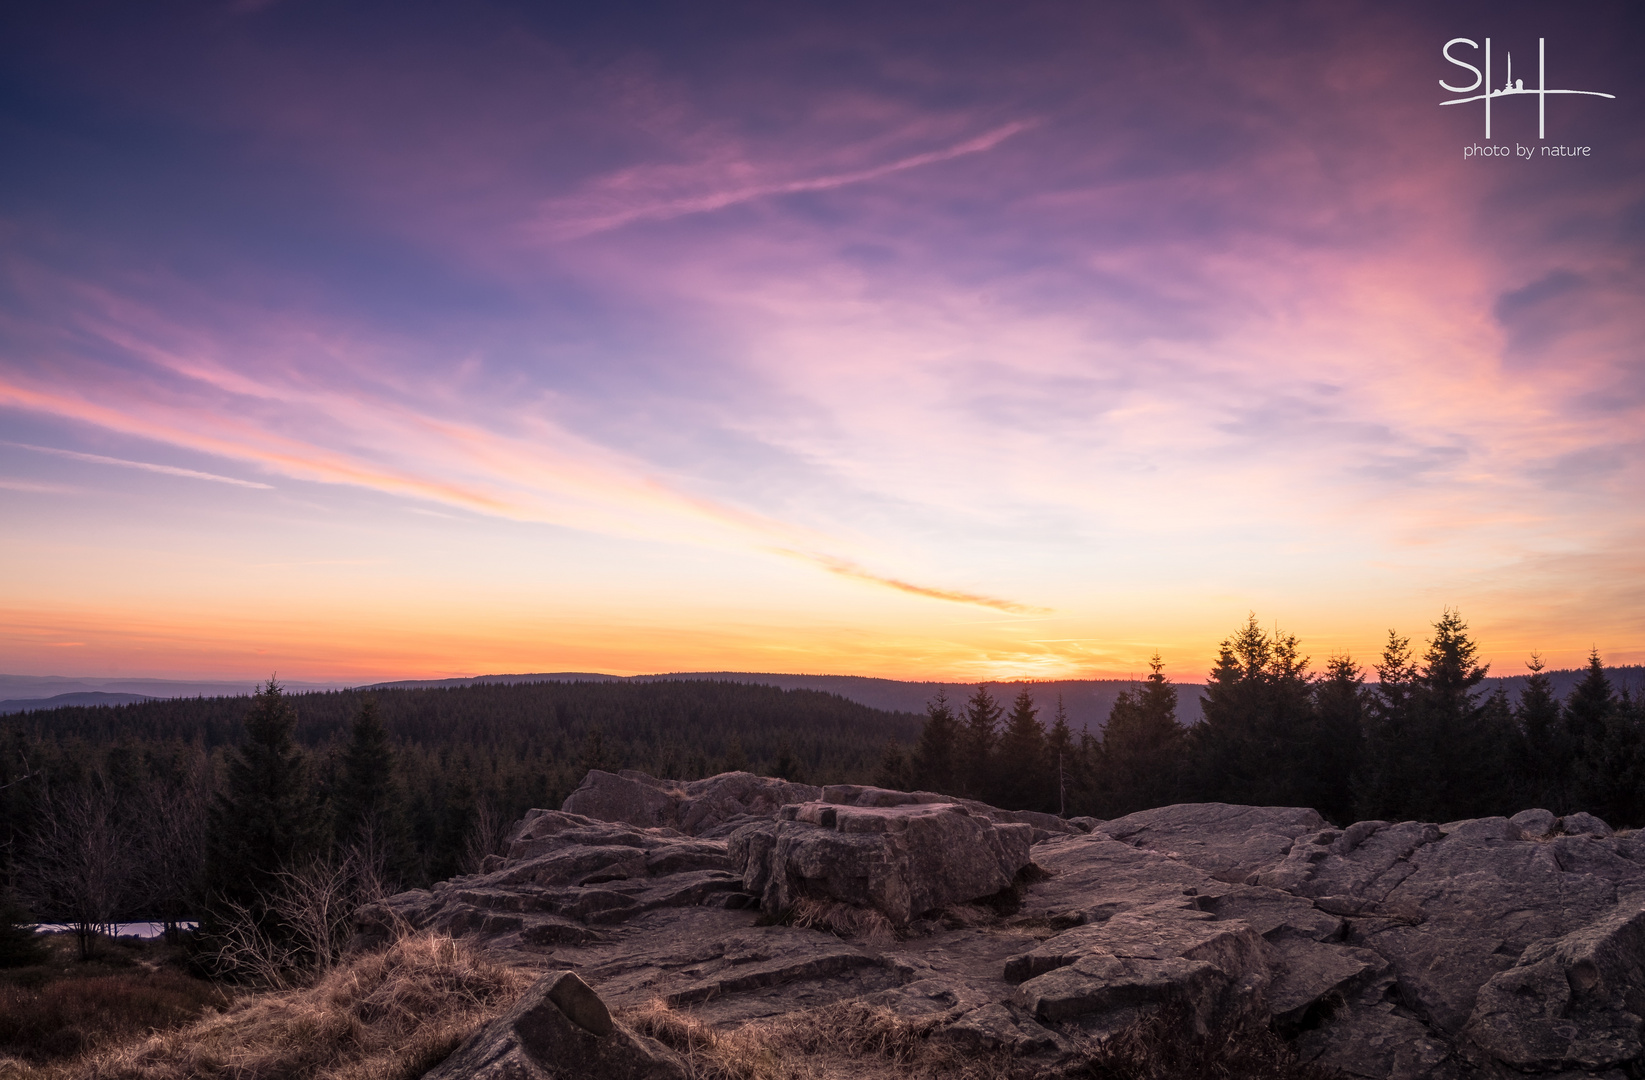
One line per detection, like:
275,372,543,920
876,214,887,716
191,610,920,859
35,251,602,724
206,679,321,913
580,727,613,775
1355,631,1420,821
1564,651,1617,750
873,741,914,791
773,741,807,784
1310,656,1366,825
1579,688,1645,828
1097,654,1185,817
1069,725,1103,819
1564,652,1630,822
1046,698,1075,817
914,692,960,794
1515,655,1566,810
1420,609,1508,819
996,688,1048,811
1190,617,1313,806
959,685,1003,802
721,736,750,774
332,697,414,887
428,770,477,883
1357,611,1502,822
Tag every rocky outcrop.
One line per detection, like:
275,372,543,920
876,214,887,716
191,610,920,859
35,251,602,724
731,801,1033,926
1464,892,1645,1072
425,970,687,1080
561,769,1091,842
561,770,823,837
377,775,1645,1080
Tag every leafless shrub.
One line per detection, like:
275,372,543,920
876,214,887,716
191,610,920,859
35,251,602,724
207,849,390,988
459,795,510,875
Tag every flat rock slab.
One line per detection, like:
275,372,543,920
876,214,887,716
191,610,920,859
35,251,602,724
1100,803,1326,883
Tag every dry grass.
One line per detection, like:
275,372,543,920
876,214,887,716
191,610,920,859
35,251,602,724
627,997,1348,1080
772,898,897,946
625,998,1025,1080
0,933,531,1080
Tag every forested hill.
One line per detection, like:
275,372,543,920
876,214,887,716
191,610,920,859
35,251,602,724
1481,664,1645,703
1,678,920,786
0,680,922,894
364,673,1206,729
365,665,1645,733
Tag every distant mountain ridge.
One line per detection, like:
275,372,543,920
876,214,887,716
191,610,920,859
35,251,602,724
0,674,343,702
0,691,155,715
6,665,1638,729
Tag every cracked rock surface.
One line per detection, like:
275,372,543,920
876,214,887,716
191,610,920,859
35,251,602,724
365,771,1645,1080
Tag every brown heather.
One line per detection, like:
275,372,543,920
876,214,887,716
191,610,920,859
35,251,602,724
0,970,230,1064
0,933,530,1080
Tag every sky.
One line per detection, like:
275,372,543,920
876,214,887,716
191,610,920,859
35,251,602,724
1,0,1642,683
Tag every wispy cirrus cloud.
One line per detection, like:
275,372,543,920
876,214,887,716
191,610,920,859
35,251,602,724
779,550,1052,615
0,477,82,494
528,120,1039,241
0,267,1048,616
4,440,274,488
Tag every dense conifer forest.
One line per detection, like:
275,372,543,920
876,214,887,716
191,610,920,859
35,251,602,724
0,679,921,928
877,612,1645,831
3,611,1642,941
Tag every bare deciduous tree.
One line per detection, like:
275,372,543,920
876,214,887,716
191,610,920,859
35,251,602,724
18,782,144,959
139,752,212,940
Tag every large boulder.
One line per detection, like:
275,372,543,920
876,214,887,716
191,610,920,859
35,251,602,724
730,801,1033,926
425,970,686,1080
1008,907,1270,1036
